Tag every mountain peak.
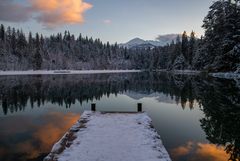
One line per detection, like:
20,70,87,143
126,38,145,44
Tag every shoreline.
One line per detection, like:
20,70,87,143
0,70,141,76
209,72,240,79
0,69,239,79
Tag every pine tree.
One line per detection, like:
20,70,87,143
28,32,33,45
17,30,27,50
33,48,42,70
33,33,42,70
6,26,11,42
188,31,196,65
40,34,44,47
172,35,182,63
35,33,40,48
0,24,5,41
202,0,240,72
11,28,16,53
181,31,188,61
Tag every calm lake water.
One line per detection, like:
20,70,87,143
0,72,239,161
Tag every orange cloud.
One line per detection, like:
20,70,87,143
171,141,193,156
0,112,80,160
30,0,93,28
196,143,229,161
33,112,80,152
0,0,92,28
171,142,229,161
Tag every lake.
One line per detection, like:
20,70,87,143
0,72,239,161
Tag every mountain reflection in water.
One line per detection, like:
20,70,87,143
0,72,239,161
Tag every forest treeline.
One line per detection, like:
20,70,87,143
0,0,240,72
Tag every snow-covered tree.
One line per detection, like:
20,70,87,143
181,31,189,61
188,31,196,66
202,0,240,72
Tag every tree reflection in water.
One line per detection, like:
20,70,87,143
0,72,239,160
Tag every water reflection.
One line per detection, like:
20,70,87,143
0,111,80,161
171,142,229,161
0,72,239,161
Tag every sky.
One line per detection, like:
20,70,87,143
0,0,213,43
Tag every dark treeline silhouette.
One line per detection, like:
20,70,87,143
0,0,240,72
1,72,239,115
0,72,199,114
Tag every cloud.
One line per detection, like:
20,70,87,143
0,0,32,22
0,0,92,28
171,141,194,157
103,19,112,24
171,142,229,161
0,112,80,159
30,0,93,28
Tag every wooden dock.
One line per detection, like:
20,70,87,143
44,104,171,161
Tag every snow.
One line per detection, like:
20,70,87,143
0,70,141,76
210,72,240,79
44,111,171,161
169,70,201,75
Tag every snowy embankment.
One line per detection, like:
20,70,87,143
44,111,171,161
153,69,201,75
210,72,240,79
0,70,141,76
171,70,201,75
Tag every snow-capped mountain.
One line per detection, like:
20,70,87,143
124,91,176,104
120,34,180,49
119,38,155,49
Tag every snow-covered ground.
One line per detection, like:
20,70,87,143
210,72,240,79
44,111,171,161
0,70,141,76
170,70,201,75
153,69,201,75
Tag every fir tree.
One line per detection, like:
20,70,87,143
33,33,42,70
202,0,240,72
0,24,5,41
181,31,188,61
11,28,16,53
188,31,196,65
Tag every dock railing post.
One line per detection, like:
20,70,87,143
91,103,96,111
138,103,142,112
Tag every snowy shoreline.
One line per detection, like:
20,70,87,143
209,72,240,79
169,70,201,75
156,69,240,79
0,70,141,76
0,69,239,79
44,111,171,161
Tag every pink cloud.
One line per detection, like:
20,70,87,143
0,0,93,28
30,0,93,28
103,19,112,24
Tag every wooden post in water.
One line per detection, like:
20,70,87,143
138,103,142,112
91,103,96,111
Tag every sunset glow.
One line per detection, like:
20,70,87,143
30,0,93,28
171,142,229,161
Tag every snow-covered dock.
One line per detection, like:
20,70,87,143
44,111,171,161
